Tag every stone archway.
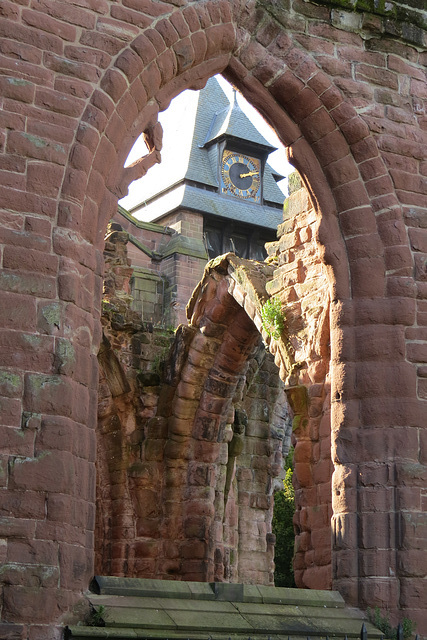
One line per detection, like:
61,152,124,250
94,183,334,592
1,0,425,635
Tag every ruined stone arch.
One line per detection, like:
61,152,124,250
71,0,395,599
1,0,425,634
95,208,331,587
157,249,333,587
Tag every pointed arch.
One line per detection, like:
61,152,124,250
57,0,410,612
1,0,423,631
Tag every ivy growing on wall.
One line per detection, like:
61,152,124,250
261,298,285,341
272,447,295,588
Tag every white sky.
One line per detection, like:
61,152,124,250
119,75,293,210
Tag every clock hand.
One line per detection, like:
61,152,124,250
239,170,259,178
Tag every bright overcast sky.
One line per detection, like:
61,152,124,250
119,75,293,210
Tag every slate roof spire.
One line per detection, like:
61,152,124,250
202,80,276,153
126,76,285,225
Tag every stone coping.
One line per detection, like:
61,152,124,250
92,577,345,607
117,206,174,234
65,578,383,640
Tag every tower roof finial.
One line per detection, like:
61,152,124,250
232,87,238,107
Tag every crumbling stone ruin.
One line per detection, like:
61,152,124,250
97,224,292,585
1,0,427,637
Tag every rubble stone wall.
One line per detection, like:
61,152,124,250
0,0,426,636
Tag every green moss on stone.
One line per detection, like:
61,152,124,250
8,78,32,86
288,172,302,195
41,303,61,329
28,374,62,392
23,133,48,148
259,0,427,42
0,371,22,396
55,339,75,374
287,385,309,415
23,334,45,348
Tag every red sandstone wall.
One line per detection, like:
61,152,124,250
97,233,291,584
97,227,171,575
155,210,207,326
265,185,333,590
0,0,426,635
114,209,207,326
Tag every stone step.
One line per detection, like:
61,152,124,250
65,578,383,640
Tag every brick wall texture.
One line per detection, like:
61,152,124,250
0,0,426,636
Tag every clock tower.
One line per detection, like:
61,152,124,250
117,77,287,324
199,87,279,211
192,83,285,262
220,150,261,202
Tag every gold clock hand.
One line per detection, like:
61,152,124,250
239,170,259,178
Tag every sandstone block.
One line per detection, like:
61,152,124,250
359,576,399,609
397,486,421,511
294,462,313,488
24,374,89,424
360,512,392,550
306,503,330,530
175,380,203,401
183,516,209,540
395,462,427,488
167,415,192,437
204,374,235,398
3,585,60,624
7,539,58,566
135,518,161,538
0,489,45,520
9,451,75,494
198,392,229,416
171,395,198,420
332,485,357,514
183,499,215,520
312,527,333,561
332,513,358,549
164,439,193,461
301,564,331,590
312,458,333,485
181,540,207,559
294,440,312,463
397,550,427,577
187,461,214,487
399,577,427,609
0,397,21,429
59,542,91,590
350,256,386,297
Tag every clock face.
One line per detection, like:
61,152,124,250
221,150,261,202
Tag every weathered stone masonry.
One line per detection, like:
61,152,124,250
96,227,292,585
0,0,426,637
